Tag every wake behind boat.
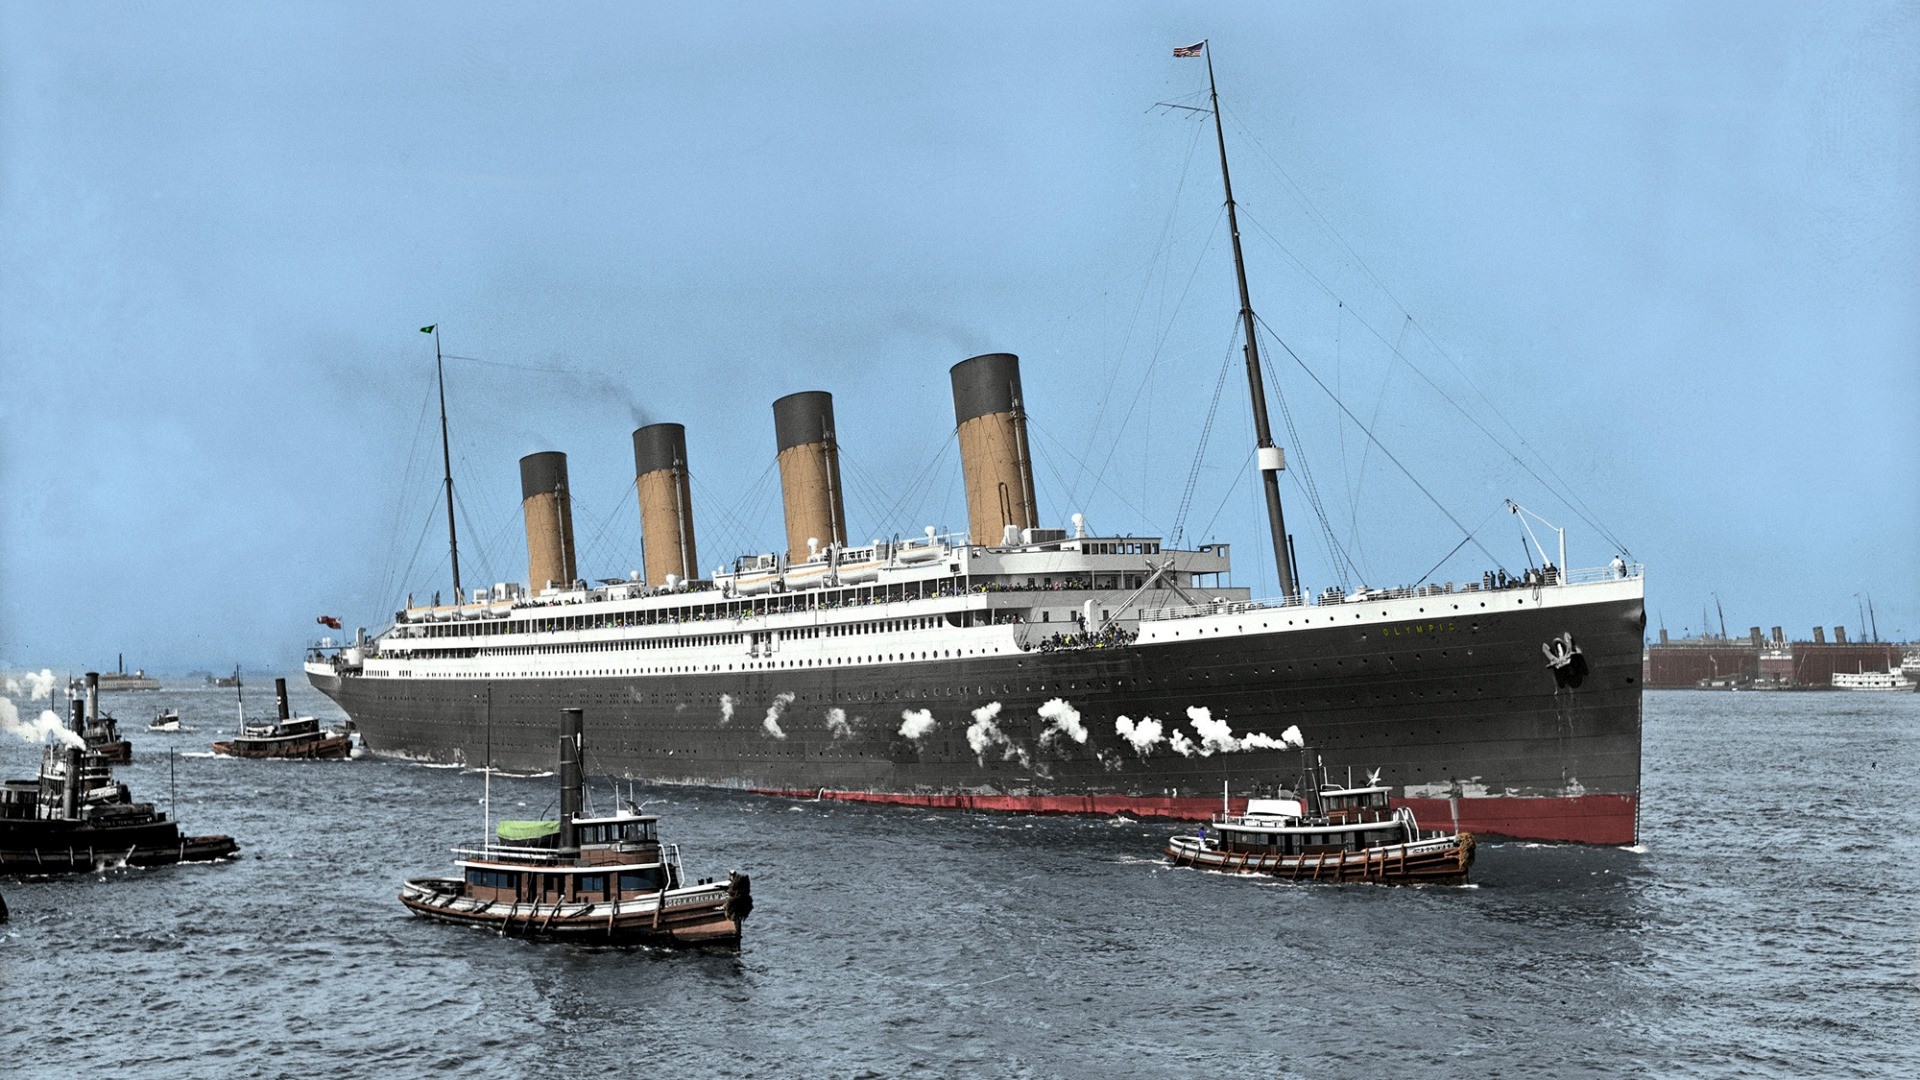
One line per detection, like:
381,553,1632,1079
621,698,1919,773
398,707,751,946
309,44,1644,845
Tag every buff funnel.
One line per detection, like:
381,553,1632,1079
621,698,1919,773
520,451,578,594
632,423,699,586
772,391,847,562
950,352,1038,546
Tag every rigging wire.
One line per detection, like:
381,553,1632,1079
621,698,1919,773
1068,112,1212,507
1077,207,1229,511
1254,311,1499,568
1228,167,1630,560
1168,333,1239,548
376,376,440,617
574,485,642,579
1256,327,1362,587
391,485,447,611
692,458,780,568
1025,419,1157,526
1217,100,1628,556
869,435,958,540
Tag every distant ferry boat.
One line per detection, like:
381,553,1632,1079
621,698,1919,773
95,655,158,692
309,46,1645,845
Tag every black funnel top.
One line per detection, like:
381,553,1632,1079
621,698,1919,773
950,353,1023,424
772,391,836,453
632,423,688,477
519,451,569,499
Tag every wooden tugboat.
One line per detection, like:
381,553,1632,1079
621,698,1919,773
0,690,238,873
211,677,352,760
1165,753,1474,885
399,707,752,946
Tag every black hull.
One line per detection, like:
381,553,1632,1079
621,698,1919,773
315,595,1643,843
0,819,239,874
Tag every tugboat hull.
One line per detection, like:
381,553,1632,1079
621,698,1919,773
210,735,354,760
0,823,239,873
1165,832,1474,885
398,872,751,946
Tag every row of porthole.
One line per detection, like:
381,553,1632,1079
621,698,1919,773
1156,601,1514,638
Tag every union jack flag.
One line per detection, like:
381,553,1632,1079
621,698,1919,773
1173,41,1205,58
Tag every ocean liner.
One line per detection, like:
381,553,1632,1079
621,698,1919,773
309,45,1644,844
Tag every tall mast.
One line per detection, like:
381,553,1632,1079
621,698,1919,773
1201,43,1298,599
426,324,463,601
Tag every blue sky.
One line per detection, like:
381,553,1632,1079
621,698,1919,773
2,1,1915,673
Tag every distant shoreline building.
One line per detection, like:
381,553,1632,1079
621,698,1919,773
1642,624,1912,689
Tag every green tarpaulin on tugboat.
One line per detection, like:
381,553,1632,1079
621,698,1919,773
495,820,559,841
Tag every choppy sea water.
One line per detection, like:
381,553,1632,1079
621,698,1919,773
2,683,1916,1078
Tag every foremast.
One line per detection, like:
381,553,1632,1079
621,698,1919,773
1191,40,1299,600
424,323,463,601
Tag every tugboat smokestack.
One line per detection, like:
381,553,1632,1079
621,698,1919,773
949,353,1038,547
519,451,578,595
632,423,699,586
274,677,291,721
84,672,99,725
69,698,85,737
559,707,584,850
772,392,847,563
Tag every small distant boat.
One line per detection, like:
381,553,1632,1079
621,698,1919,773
1831,667,1917,692
147,708,196,733
210,677,353,760
210,666,242,688
0,677,237,873
398,707,752,945
1165,753,1475,885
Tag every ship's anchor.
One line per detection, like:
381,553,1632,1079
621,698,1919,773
1542,631,1586,688
1541,631,1580,670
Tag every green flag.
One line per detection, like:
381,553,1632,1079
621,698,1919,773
419,324,436,334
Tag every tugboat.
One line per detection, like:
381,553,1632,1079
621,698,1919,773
0,682,238,873
1165,751,1475,885
211,678,352,760
69,674,131,763
398,707,752,945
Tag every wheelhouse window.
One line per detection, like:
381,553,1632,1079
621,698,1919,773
465,868,515,890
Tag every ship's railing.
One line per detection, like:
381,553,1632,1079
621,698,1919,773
1138,594,1303,622
1560,562,1643,585
1138,562,1641,623
452,843,568,864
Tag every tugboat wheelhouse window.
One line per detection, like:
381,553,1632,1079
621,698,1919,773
465,868,514,890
